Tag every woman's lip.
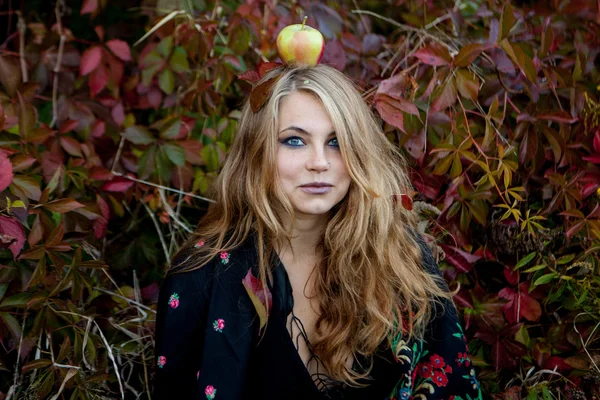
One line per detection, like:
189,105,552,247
300,186,332,194
300,182,332,187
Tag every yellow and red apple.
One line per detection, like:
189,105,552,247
276,17,324,66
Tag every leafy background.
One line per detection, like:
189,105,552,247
0,0,599,398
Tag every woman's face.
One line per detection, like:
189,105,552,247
276,91,351,220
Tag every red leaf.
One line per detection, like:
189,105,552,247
81,0,98,15
60,136,83,157
80,46,102,76
89,64,108,97
97,195,110,219
375,100,404,132
536,111,578,124
441,245,480,273
106,39,132,62
90,119,105,138
0,150,13,193
0,215,25,259
58,119,79,133
111,102,125,126
453,43,485,67
582,154,600,164
412,44,452,66
141,283,160,303
377,73,419,101
101,177,134,192
431,77,457,111
593,130,600,153
257,62,282,78
238,70,260,84
498,283,541,323
43,199,85,214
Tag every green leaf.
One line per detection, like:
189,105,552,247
533,273,557,287
138,144,158,180
160,118,181,140
0,312,21,340
515,252,537,269
156,146,173,182
123,126,155,145
201,144,220,171
523,264,547,273
0,292,32,308
500,2,515,40
159,69,175,95
169,47,190,73
156,36,173,58
557,254,575,265
22,358,53,372
162,142,186,166
0,283,7,301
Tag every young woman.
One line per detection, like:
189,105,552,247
153,65,482,399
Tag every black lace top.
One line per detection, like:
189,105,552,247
153,236,482,399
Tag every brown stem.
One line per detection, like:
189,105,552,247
50,1,66,128
16,11,27,83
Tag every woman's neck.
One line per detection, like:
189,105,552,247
277,214,326,263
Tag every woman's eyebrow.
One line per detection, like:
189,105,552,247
278,126,336,136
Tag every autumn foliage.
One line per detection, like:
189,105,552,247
0,0,599,398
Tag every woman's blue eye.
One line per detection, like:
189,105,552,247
281,137,305,147
328,138,339,147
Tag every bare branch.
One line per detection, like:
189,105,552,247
16,11,27,83
50,1,66,128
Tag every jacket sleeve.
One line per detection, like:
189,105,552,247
153,257,215,399
411,237,483,399
154,249,257,400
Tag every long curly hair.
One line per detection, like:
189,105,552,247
171,64,451,386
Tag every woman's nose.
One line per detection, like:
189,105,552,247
306,148,329,172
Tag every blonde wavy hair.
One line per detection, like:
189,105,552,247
171,64,451,386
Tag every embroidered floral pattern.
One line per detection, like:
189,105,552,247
456,352,471,367
157,356,166,368
205,385,216,399
168,293,180,309
213,318,225,332
195,240,205,248
220,252,230,264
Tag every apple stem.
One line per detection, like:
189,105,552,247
301,16,307,30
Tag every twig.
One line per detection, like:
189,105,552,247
6,311,28,400
159,188,193,233
50,1,66,128
57,311,125,399
352,10,454,52
93,287,156,314
16,11,28,83
574,313,600,374
133,270,152,400
110,170,215,203
142,201,170,261
111,137,127,173
352,1,370,34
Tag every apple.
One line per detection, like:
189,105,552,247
276,17,325,66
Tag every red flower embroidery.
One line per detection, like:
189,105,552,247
220,251,230,264
157,355,166,368
429,354,445,368
433,370,449,387
417,362,433,378
168,293,180,309
194,240,205,248
213,318,225,332
205,385,216,399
